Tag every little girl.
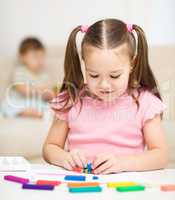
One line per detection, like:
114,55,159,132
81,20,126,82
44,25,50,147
43,19,168,174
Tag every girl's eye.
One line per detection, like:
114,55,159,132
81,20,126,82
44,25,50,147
110,74,121,79
89,74,99,78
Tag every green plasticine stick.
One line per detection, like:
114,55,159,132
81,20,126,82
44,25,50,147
69,186,102,193
116,185,145,192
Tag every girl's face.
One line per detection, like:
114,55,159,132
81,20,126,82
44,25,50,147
83,43,132,102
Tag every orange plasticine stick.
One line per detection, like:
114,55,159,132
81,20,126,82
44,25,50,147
160,185,175,191
67,182,99,188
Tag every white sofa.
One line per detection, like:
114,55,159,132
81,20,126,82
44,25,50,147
0,47,65,163
0,46,175,166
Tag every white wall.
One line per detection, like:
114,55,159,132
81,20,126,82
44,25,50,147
0,0,175,56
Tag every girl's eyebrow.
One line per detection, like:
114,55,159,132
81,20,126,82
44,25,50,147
86,68,98,72
86,68,123,73
110,69,123,73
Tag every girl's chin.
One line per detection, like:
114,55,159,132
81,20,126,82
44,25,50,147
99,97,117,102
90,90,124,102
96,92,125,102
97,94,118,102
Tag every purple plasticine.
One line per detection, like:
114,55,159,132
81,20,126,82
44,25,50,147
22,183,54,190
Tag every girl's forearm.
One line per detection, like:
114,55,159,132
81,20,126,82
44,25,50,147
121,149,169,172
43,143,68,167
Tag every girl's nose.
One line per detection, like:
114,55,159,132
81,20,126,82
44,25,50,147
99,79,111,90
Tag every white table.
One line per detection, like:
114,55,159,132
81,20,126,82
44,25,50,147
1,164,175,200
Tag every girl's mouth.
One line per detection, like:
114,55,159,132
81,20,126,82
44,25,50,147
99,90,114,95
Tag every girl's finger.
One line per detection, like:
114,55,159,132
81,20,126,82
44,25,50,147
94,160,112,174
71,152,84,168
68,156,76,168
78,151,87,167
63,160,72,171
101,167,113,175
93,154,109,169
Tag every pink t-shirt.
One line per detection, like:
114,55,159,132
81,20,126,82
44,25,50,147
50,88,166,161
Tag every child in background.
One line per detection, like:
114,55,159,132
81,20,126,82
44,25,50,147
43,19,168,174
2,37,54,118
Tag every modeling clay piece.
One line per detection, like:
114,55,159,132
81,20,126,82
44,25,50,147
64,175,86,181
69,186,102,193
87,163,92,174
92,176,99,180
22,183,54,190
73,163,93,174
4,175,29,184
68,182,99,187
116,185,145,192
160,185,175,191
73,167,82,173
36,180,61,186
107,182,137,188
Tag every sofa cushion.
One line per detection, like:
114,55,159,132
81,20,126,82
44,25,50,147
0,118,52,159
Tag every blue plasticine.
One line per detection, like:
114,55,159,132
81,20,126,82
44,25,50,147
87,163,92,173
64,175,86,181
92,176,99,180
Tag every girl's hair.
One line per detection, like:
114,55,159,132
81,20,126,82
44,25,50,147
56,18,162,113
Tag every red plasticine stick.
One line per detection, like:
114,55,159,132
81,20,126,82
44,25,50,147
73,167,82,173
36,180,61,186
161,185,175,191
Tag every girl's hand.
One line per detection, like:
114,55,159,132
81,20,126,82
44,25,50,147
61,149,87,171
92,153,125,174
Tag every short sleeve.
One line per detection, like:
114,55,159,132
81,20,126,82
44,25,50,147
13,66,32,83
141,91,166,126
49,92,69,121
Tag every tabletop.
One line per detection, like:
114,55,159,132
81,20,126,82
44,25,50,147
1,164,175,200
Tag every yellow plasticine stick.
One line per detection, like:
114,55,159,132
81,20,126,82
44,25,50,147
107,182,138,188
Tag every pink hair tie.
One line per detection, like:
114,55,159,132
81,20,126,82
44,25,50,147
80,25,89,33
126,23,133,33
